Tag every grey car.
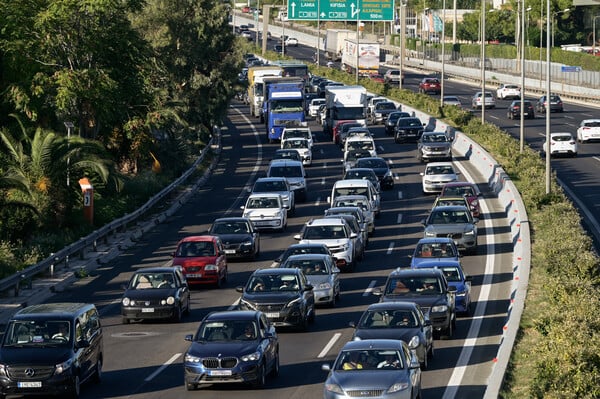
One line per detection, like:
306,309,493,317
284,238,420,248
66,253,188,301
251,177,295,212
322,339,421,399
417,131,453,162
350,302,434,369
325,207,369,248
281,254,340,307
422,205,479,254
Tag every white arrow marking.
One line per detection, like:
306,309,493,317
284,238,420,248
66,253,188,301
291,2,296,17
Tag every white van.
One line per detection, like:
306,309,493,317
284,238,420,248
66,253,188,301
328,179,380,217
344,136,377,157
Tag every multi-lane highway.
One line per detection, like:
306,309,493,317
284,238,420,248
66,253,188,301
42,85,520,398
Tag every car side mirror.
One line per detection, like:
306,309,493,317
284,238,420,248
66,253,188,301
332,266,340,274
76,339,90,349
473,218,479,224
121,283,128,290
423,319,432,327
185,334,193,342
321,364,332,372
447,286,457,292
349,321,356,328
465,275,473,282
372,287,383,296
420,172,425,176
409,356,420,370
235,286,244,293
240,205,245,210
305,284,314,291
421,219,426,225
293,234,301,240
327,196,331,202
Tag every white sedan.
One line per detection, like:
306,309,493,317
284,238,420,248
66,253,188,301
543,132,577,157
285,37,299,46
576,119,600,143
420,162,460,194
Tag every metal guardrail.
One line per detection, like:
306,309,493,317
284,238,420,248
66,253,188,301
0,136,216,297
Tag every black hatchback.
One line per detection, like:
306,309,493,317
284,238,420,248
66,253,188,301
394,117,425,143
236,268,315,331
507,100,535,119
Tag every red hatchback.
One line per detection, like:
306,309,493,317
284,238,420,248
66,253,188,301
172,236,228,288
440,182,482,218
418,78,441,94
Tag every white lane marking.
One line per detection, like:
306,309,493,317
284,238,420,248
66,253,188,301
397,214,403,224
315,197,321,207
363,280,378,296
388,159,394,165
398,191,403,199
145,353,182,382
318,333,342,358
564,115,574,120
394,174,400,180
488,115,499,120
442,162,495,399
378,145,385,152
582,112,595,117
593,156,600,163
228,298,240,310
386,242,395,254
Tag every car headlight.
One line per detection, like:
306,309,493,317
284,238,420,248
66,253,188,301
384,170,392,178
55,358,74,375
161,296,175,305
431,305,448,313
241,240,253,247
275,211,283,218
286,297,302,308
0,364,7,377
408,335,420,349
239,299,257,310
340,243,349,251
424,231,436,237
325,383,344,394
318,282,332,290
184,353,201,363
122,297,131,306
241,351,261,362
424,179,432,184
423,146,432,151
464,229,475,236
388,382,410,393
471,199,479,207
205,264,218,271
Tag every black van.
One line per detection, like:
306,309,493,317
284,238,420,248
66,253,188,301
0,303,103,398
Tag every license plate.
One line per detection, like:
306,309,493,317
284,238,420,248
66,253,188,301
187,273,202,278
265,312,280,318
209,370,232,376
142,308,154,313
18,381,42,388
224,250,236,254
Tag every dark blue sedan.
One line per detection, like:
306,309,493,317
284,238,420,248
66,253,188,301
412,261,472,315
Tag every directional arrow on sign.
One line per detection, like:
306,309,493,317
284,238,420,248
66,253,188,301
351,3,360,18
291,1,296,17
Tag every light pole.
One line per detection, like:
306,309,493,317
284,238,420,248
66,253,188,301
316,0,320,65
355,0,361,84
519,1,527,153
545,0,551,194
399,2,406,90
551,8,570,48
440,1,446,107
422,8,430,65
480,4,489,123
64,122,74,187
593,15,600,57
526,6,532,47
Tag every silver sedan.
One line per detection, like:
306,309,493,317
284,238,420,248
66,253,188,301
280,254,340,307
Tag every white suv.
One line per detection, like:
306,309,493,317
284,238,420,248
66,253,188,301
242,193,287,231
267,159,307,201
294,218,357,272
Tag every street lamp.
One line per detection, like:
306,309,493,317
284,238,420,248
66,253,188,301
526,6,532,47
545,0,551,194
593,15,600,58
422,8,430,65
440,1,446,107
398,2,407,90
480,6,494,123
64,122,74,187
551,8,570,48
519,1,527,152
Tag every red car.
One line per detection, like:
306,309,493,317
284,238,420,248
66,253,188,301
332,120,355,144
418,77,441,94
172,236,228,287
368,73,385,83
439,182,482,218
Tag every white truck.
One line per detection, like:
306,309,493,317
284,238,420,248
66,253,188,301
322,85,368,136
247,66,283,118
341,39,380,76
324,29,357,62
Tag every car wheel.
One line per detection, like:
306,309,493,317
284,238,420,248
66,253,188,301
421,350,428,370
428,342,435,359
93,358,102,383
309,305,316,323
122,317,130,325
329,293,336,308
173,306,182,322
186,382,198,391
444,319,453,339
252,363,266,388
270,352,280,377
70,374,81,399
184,296,191,315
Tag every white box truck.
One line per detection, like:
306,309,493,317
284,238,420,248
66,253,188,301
341,39,380,76
247,66,283,118
323,85,368,135
324,29,357,62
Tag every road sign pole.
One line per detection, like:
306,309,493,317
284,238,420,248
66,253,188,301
356,0,360,83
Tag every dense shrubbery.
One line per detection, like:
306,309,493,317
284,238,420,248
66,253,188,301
303,61,600,398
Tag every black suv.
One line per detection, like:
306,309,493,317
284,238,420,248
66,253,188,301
394,117,425,143
374,268,457,338
236,268,315,331
507,100,535,119
0,303,103,398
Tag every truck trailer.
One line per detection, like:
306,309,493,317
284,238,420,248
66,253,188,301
322,85,368,136
341,39,381,76
324,29,357,62
247,66,283,118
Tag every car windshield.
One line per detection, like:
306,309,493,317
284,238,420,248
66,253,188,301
284,130,310,139
376,102,396,110
283,139,308,149
358,310,417,329
274,150,301,161
345,151,371,162
422,133,448,143
429,209,470,224
335,349,404,371
254,180,287,192
3,320,72,347
415,242,457,258
271,99,303,113
269,165,303,178
334,186,368,197
386,277,442,295
443,185,476,196
176,241,215,257
247,197,280,209
283,259,329,275
131,272,175,290
435,198,467,207
212,221,250,234
426,165,454,175
198,320,258,342
341,124,362,133
440,267,462,282
281,246,328,262
357,158,387,169
398,118,422,127
347,141,374,152
334,198,369,210
552,134,573,142
247,274,299,292
583,121,600,128
303,225,347,239
345,170,374,180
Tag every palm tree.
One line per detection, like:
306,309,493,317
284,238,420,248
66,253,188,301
0,115,112,229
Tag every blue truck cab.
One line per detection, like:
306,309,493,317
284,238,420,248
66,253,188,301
264,81,305,143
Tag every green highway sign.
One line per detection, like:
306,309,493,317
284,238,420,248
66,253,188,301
287,0,395,21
